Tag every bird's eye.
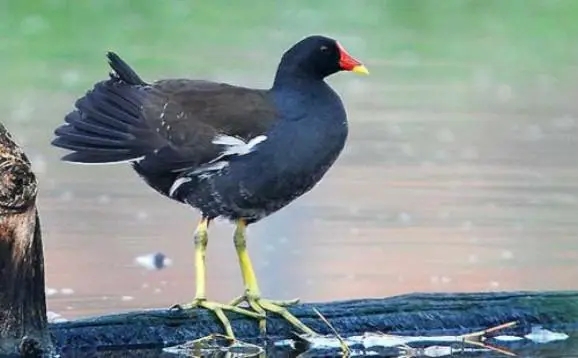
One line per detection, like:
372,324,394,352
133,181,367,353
319,45,329,53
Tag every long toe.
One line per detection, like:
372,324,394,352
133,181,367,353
172,298,263,339
232,295,317,336
229,295,300,308
256,298,317,336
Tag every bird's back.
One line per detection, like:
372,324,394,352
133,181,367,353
52,53,279,199
131,79,278,195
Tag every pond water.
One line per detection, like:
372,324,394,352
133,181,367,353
2,1,578,356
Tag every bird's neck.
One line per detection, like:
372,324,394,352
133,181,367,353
271,65,324,90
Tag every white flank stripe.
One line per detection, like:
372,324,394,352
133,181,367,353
169,161,229,197
211,134,267,157
169,177,192,197
192,161,229,175
212,135,246,147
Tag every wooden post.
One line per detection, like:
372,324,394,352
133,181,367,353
0,123,52,356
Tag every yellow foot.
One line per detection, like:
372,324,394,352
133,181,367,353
228,295,316,335
170,298,263,339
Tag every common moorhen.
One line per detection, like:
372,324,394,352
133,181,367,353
52,35,369,338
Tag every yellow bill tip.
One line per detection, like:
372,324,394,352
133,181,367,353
351,65,369,75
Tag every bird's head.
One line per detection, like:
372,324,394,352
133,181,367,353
277,35,369,80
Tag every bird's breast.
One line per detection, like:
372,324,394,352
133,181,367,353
218,112,348,212
186,84,350,221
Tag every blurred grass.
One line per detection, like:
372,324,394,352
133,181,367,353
1,0,578,112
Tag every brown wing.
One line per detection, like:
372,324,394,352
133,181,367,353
136,79,277,173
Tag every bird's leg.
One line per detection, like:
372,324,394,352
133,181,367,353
228,219,317,336
171,217,261,339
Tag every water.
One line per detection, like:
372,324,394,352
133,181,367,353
2,1,578,356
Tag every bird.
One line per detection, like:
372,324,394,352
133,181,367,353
51,35,369,338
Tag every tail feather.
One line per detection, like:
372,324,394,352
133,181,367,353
52,136,134,155
106,51,146,86
52,53,162,165
63,112,134,141
95,83,141,112
54,123,132,147
61,152,144,165
75,85,144,129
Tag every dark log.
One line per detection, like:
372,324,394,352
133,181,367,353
0,123,52,357
49,290,578,357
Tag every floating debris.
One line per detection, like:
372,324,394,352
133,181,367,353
45,287,58,296
492,326,569,345
524,325,569,344
296,321,523,357
60,288,74,295
46,311,67,323
397,344,491,358
135,252,172,270
164,333,263,357
493,335,524,342
292,322,568,356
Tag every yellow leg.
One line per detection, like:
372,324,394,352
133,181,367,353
172,217,261,339
229,219,317,336
194,218,209,299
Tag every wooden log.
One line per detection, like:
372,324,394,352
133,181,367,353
0,123,52,356
49,290,578,356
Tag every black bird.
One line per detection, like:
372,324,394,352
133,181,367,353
51,35,369,337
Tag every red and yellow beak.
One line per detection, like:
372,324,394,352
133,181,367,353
337,42,369,75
